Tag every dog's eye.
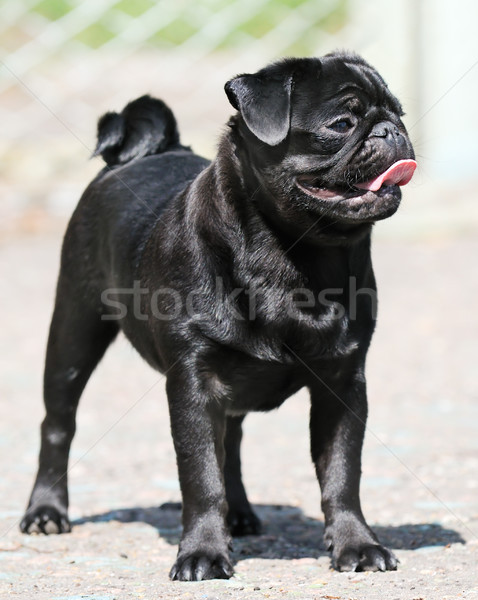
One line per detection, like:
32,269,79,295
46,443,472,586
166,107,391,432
329,119,354,133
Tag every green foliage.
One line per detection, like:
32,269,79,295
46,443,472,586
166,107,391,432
113,0,156,17
74,22,116,48
30,0,349,54
150,18,198,46
33,0,72,20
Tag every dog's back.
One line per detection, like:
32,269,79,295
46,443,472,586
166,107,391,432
66,96,209,285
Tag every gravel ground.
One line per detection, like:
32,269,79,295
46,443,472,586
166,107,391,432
0,232,477,600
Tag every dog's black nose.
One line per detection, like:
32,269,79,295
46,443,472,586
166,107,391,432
370,121,405,148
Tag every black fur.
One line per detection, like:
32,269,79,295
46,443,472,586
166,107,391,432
21,52,414,581
93,95,181,166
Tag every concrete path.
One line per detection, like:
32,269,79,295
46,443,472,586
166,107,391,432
0,233,477,599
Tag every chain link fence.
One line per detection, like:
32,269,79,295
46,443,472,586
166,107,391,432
1,0,348,141
1,0,361,234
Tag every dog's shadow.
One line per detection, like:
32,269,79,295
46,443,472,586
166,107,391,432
72,503,465,561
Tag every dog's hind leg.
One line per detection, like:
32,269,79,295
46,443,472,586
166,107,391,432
20,275,118,535
224,415,261,536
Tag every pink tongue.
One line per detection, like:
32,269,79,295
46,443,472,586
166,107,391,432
355,159,417,192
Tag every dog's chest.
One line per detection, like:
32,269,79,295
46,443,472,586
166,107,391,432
211,359,302,413
207,322,357,414
225,256,369,363
203,297,363,409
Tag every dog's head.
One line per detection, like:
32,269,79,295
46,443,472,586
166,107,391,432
225,52,416,242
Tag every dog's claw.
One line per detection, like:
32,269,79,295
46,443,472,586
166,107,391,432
20,506,71,535
170,552,234,581
335,544,397,572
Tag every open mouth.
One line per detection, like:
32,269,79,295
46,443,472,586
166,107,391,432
295,159,417,205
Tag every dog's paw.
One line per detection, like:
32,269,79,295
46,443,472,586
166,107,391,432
20,505,71,535
170,551,234,581
334,543,398,572
227,506,262,537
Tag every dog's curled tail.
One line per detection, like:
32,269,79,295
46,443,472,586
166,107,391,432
93,95,181,167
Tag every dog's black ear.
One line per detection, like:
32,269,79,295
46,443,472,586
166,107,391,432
225,72,292,146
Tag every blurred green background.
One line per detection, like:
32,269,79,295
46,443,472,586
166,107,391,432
28,0,348,53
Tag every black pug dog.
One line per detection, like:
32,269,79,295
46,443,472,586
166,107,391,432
21,51,416,581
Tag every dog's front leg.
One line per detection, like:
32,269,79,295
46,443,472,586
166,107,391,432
310,370,398,572
166,370,233,581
